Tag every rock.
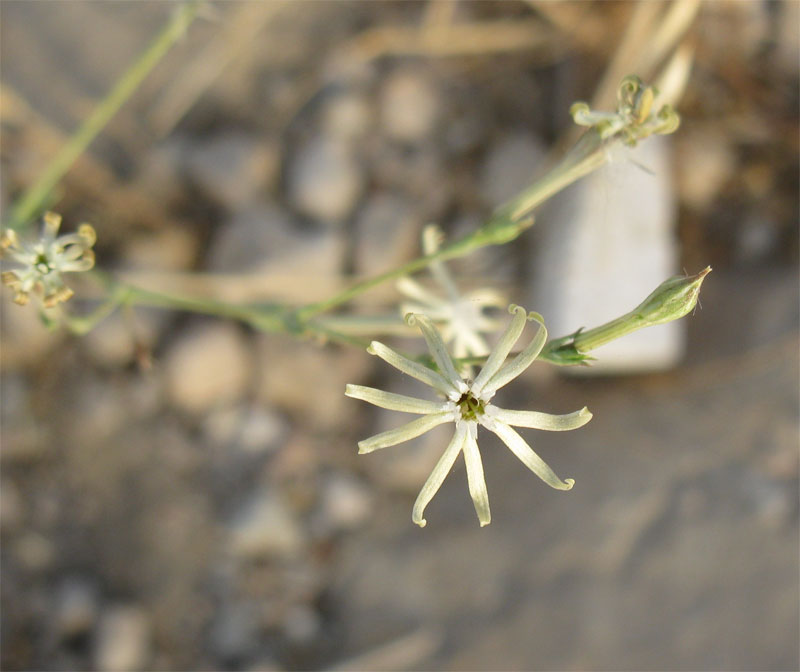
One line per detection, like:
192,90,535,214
210,602,259,662
323,90,374,142
286,137,364,223
380,69,441,143
13,532,54,572
677,128,733,211
94,606,151,672
203,403,288,454
228,489,306,560
479,131,548,207
282,603,321,644
122,226,199,272
55,578,98,639
313,473,373,534
183,131,278,209
0,479,22,531
82,309,164,368
353,192,419,275
0,294,62,369
207,204,344,301
0,373,46,462
255,337,370,431
530,135,684,373
164,323,251,414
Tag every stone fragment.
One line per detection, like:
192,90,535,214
479,131,547,207
207,204,344,302
183,132,278,209
55,578,98,639
202,403,288,454
380,69,441,143
228,489,306,560
94,606,151,672
314,473,373,534
353,192,418,275
164,323,251,414
323,90,373,141
287,137,363,223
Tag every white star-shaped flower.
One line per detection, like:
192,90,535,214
1,212,96,307
346,305,592,528
397,224,505,360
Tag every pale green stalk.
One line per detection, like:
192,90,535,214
6,1,202,230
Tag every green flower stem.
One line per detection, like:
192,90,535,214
539,267,712,365
6,1,202,230
295,128,613,323
495,129,608,223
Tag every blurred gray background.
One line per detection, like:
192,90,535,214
1,2,798,670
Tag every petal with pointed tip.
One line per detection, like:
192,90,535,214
406,314,465,394
472,305,528,395
482,417,574,491
368,341,457,398
358,412,453,454
462,426,491,526
486,406,592,431
345,384,451,415
482,315,547,397
412,423,467,527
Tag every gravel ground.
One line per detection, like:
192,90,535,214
1,2,798,671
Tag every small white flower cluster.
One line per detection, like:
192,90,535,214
570,75,680,146
346,305,592,528
1,212,96,307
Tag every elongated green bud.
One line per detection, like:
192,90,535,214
545,267,712,358
631,266,711,328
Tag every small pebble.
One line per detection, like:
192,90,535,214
315,473,373,534
94,606,151,672
164,323,251,414
479,131,547,206
287,137,364,223
55,578,98,639
323,90,374,141
353,192,418,275
380,69,441,143
184,131,278,209
228,489,306,560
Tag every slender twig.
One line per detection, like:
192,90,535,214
6,1,202,230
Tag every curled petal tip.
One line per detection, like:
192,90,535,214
414,517,427,528
404,312,419,326
563,478,576,491
366,342,379,355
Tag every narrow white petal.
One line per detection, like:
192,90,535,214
471,305,528,395
412,423,467,528
42,212,62,240
358,412,453,454
462,425,491,526
368,341,457,398
481,314,547,398
483,417,574,491
396,277,446,308
345,384,451,414
406,314,467,395
486,406,592,431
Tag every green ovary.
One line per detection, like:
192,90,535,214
457,392,486,422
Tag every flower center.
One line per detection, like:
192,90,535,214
457,391,485,421
34,253,52,274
